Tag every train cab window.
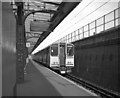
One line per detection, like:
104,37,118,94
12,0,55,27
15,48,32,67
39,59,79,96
51,45,58,56
67,44,74,56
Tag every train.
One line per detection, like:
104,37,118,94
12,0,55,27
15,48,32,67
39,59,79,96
32,42,74,74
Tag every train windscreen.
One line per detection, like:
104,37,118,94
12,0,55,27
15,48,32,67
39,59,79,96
67,44,74,56
51,44,58,56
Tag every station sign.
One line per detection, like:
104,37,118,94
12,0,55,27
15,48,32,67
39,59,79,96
26,42,30,47
30,21,50,32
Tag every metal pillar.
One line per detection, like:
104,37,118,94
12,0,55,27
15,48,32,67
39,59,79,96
16,2,26,83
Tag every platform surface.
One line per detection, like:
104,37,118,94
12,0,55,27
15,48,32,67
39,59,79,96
17,59,99,97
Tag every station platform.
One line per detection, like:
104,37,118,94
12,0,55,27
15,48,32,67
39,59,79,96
17,59,98,97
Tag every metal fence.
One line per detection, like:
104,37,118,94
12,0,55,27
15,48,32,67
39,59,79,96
56,7,120,43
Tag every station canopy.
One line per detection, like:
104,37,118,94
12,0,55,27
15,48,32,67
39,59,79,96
11,0,80,53
24,0,63,32
12,0,63,52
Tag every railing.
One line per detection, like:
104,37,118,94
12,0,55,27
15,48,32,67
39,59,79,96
56,7,120,43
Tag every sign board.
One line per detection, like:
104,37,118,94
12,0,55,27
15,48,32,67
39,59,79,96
26,42,30,47
30,21,51,32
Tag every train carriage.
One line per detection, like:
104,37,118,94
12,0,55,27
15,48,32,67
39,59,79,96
32,42,74,74
50,43,74,74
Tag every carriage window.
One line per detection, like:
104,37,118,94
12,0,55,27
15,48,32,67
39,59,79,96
67,45,74,56
51,46,58,56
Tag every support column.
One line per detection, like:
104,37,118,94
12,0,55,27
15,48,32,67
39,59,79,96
16,2,26,83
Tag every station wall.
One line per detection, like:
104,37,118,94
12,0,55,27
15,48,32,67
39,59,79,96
72,26,120,93
2,2,16,96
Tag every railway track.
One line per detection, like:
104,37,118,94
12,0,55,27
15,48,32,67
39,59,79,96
65,74,120,98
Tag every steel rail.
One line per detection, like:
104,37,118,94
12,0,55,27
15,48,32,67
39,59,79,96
65,74,120,98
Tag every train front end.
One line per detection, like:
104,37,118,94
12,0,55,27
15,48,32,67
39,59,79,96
59,43,74,74
50,44,59,70
65,43,74,73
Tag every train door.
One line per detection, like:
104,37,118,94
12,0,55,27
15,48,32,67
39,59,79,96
59,44,66,67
